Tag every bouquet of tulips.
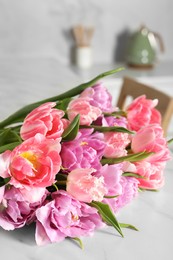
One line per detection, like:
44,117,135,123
0,68,171,247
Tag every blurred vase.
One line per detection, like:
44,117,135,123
75,46,93,69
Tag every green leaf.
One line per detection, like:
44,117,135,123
90,201,123,237
81,125,133,134
71,237,84,250
62,114,80,141
0,128,21,146
138,187,159,192
122,172,145,179
101,151,153,165
55,98,72,111
0,67,124,129
167,138,173,144
104,194,119,199
0,176,11,187
119,223,138,231
0,141,21,154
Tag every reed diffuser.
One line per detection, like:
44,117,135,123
72,25,94,69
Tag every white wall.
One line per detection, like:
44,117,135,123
0,0,172,64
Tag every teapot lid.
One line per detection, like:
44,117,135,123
139,24,149,35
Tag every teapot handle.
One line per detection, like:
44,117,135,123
153,32,164,52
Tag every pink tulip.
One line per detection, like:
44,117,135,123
67,97,102,125
126,95,161,131
135,161,166,189
131,124,170,163
3,134,61,189
103,132,130,158
20,102,65,140
67,168,107,203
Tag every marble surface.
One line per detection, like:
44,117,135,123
0,57,173,259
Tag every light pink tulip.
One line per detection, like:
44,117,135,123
103,132,130,158
19,187,48,203
20,102,65,140
67,168,107,203
126,95,161,131
67,97,102,125
0,150,11,178
131,124,171,163
2,134,61,189
135,161,166,189
0,186,5,203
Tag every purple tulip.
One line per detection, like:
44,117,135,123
80,83,113,112
61,129,106,171
0,186,47,230
35,190,104,246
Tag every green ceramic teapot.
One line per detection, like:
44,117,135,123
126,25,164,68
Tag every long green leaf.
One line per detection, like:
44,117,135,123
0,128,21,146
81,125,133,134
0,67,124,128
62,114,80,141
90,201,123,237
101,151,153,165
0,141,21,154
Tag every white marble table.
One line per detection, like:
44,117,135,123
0,57,173,260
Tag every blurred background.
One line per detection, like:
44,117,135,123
0,0,173,136
0,0,172,64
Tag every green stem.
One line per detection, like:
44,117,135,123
0,67,124,129
53,183,59,191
